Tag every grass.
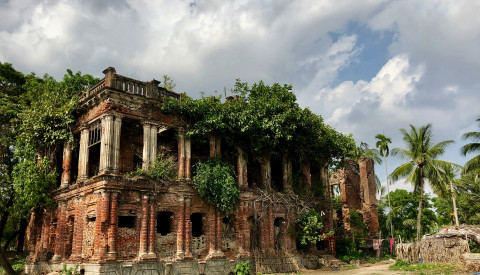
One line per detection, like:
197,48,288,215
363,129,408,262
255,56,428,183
0,255,26,275
389,260,457,274
366,254,395,264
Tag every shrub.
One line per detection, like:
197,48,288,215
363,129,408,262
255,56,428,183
233,262,250,275
125,153,176,181
193,157,239,213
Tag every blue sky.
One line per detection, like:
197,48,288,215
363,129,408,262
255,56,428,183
1,0,479,195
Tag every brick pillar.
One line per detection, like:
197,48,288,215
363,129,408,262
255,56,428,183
52,201,67,261
142,123,152,170
282,154,292,191
184,198,192,258
185,137,191,180
178,130,185,180
234,203,245,255
243,202,251,255
208,206,216,256
100,114,114,173
261,154,271,189
150,125,158,164
112,115,122,173
302,162,311,188
61,142,72,187
93,190,109,260
237,147,244,188
78,126,89,180
176,197,185,258
242,154,248,188
215,136,221,157
139,194,149,257
71,196,85,259
108,192,119,258
215,210,223,255
209,135,216,158
36,211,51,260
148,199,156,257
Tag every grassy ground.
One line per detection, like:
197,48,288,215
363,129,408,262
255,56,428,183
0,255,26,275
389,260,462,275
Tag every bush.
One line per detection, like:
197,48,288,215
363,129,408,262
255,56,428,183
193,157,239,213
125,153,176,181
294,209,332,248
233,262,250,275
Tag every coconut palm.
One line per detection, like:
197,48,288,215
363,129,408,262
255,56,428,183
461,117,480,175
375,134,394,238
441,164,461,226
390,124,455,241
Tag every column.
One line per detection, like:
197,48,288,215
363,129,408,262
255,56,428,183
142,123,152,170
93,190,109,260
61,142,72,187
208,206,216,256
237,147,244,188
261,154,271,189
108,192,119,258
302,162,311,188
150,125,158,165
177,130,185,180
52,201,67,261
184,198,192,258
100,114,114,173
148,199,156,256
139,194,149,257
215,210,222,254
112,115,122,172
243,202,251,254
78,127,89,180
282,154,292,191
176,197,185,258
215,136,221,157
234,204,245,255
209,135,216,158
185,137,191,180
71,196,85,259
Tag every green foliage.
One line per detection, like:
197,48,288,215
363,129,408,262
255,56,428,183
455,172,480,224
347,210,368,240
469,240,480,253
18,70,97,150
389,260,455,274
62,263,79,275
162,79,355,168
461,117,480,175
125,154,177,181
233,262,251,275
378,189,438,242
294,209,331,247
339,241,364,263
162,75,176,91
193,157,239,213
0,255,25,275
11,144,57,218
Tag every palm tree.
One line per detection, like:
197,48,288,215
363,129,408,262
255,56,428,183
390,124,454,241
461,117,480,175
441,165,461,226
375,134,394,239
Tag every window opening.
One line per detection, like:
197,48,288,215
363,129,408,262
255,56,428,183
191,213,203,237
157,212,173,235
118,216,136,228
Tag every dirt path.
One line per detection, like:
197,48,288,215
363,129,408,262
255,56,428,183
301,260,405,275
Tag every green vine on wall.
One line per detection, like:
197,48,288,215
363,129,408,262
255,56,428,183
192,157,239,213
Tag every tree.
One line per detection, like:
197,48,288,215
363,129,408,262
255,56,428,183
0,64,97,275
390,124,454,241
461,117,480,175
375,134,394,238
162,75,176,91
455,172,480,224
379,189,437,242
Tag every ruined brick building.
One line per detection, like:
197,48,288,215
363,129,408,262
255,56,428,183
24,68,378,275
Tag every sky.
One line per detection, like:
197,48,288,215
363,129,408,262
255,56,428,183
1,0,479,195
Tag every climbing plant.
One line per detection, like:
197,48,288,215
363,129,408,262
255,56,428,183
162,79,356,169
192,157,239,213
293,209,332,247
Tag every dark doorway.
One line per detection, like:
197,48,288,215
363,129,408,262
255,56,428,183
191,213,203,237
157,212,173,235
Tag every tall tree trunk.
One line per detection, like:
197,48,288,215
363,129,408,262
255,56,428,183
3,231,19,251
416,174,424,242
450,180,459,226
385,157,394,239
15,219,28,252
0,248,17,275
